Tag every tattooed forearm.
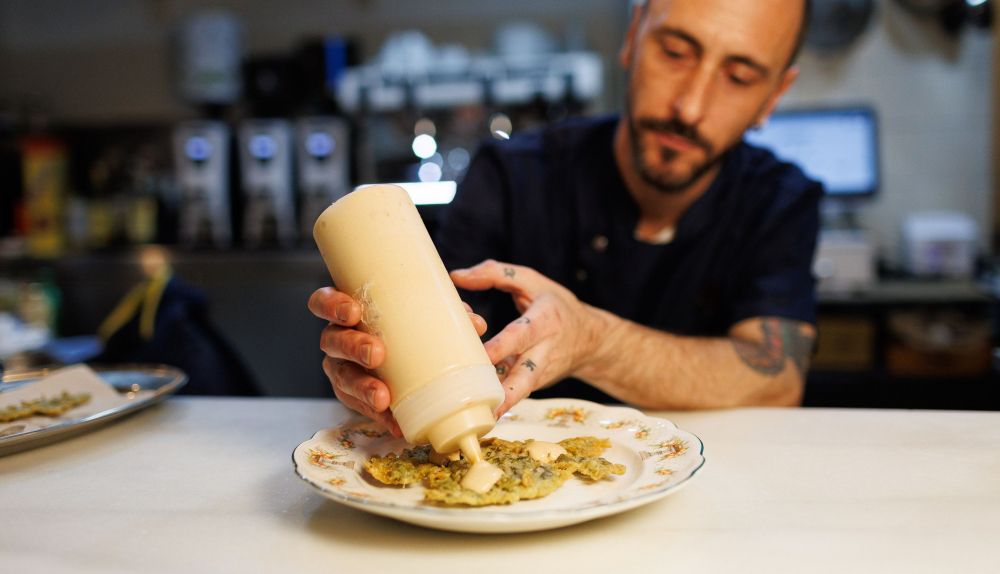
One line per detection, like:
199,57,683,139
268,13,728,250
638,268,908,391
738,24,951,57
732,319,814,377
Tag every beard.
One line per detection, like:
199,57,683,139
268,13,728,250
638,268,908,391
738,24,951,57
627,113,725,194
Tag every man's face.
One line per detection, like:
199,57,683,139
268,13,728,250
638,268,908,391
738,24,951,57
621,0,803,193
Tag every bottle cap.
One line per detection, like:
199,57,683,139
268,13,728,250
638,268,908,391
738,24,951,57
392,363,504,447
426,402,496,456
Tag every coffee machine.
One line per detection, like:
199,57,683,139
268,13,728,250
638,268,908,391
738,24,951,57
237,119,296,248
296,117,350,238
173,121,232,248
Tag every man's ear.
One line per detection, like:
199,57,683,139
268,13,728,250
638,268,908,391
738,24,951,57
755,66,800,126
619,5,644,69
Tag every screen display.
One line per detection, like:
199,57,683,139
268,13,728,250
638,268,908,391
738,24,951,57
744,107,878,197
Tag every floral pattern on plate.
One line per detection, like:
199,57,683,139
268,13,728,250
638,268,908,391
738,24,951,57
292,398,705,533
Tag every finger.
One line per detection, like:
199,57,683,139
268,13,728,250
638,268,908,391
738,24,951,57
322,357,400,435
482,304,550,365
460,300,488,337
470,312,487,337
308,287,362,326
320,324,386,369
494,353,545,417
450,259,543,298
322,356,392,411
493,355,518,382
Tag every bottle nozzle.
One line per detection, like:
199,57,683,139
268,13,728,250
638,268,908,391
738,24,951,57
456,433,502,493
457,433,482,464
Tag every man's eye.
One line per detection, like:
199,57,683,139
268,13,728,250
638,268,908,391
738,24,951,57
660,42,693,60
727,67,762,86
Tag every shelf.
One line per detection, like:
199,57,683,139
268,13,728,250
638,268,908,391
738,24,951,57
818,279,992,305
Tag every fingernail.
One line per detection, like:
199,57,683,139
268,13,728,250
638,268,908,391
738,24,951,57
336,302,351,322
367,388,378,408
360,344,373,367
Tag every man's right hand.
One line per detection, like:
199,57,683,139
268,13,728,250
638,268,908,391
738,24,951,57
307,286,488,437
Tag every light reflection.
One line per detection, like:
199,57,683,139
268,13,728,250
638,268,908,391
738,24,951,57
489,113,513,140
396,181,457,205
447,148,471,172
411,134,437,159
418,162,443,182
414,117,437,137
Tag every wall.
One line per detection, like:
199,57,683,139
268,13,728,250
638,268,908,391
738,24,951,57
783,2,993,262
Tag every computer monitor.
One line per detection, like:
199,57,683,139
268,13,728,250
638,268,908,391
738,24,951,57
744,106,879,199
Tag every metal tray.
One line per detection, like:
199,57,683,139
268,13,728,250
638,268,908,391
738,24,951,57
0,364,187,456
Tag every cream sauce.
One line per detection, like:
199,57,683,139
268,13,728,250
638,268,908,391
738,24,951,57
461,460,504,494
457,437,502,493
526,441,568,463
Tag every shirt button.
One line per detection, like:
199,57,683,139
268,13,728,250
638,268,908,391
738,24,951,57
575,269,588,282
591,234,609,253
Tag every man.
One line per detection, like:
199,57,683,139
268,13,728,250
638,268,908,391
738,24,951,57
309,0,820,432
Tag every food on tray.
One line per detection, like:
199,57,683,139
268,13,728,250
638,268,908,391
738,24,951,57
364,436,625,507
0,391,92,423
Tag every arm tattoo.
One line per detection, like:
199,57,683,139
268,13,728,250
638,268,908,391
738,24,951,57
732,319,814,376
503,267,516,278
516,317,531,324
522,359,537,372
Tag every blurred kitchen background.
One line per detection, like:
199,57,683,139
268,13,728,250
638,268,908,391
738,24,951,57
0,0,997,408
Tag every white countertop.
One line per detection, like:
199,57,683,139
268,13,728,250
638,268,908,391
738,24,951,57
1,397,998,573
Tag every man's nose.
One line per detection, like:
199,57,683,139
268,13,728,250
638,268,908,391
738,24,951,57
672,66,714,127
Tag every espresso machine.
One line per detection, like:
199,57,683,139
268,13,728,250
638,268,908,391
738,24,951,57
173,121,232,248
295,117,350,238
237,119,296,248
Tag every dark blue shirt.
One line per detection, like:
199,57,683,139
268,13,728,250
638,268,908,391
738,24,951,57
435,116,821,399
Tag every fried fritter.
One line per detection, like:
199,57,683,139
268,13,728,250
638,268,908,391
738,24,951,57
0,391,91,423
363,436,625,507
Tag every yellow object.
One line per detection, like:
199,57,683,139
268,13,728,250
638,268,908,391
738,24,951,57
98,267,171,342
22,138,68,258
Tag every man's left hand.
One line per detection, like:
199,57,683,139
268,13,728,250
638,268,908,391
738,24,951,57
450,260,605,417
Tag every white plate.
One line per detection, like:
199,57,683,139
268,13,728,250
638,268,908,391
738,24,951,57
293,398,705,533
0,364,187,456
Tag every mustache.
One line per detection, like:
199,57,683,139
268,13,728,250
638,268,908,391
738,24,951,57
636,117,712,153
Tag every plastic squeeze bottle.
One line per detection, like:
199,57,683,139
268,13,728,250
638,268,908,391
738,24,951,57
313,184,504,492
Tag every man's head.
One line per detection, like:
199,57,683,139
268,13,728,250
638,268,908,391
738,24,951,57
619,0,809,194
